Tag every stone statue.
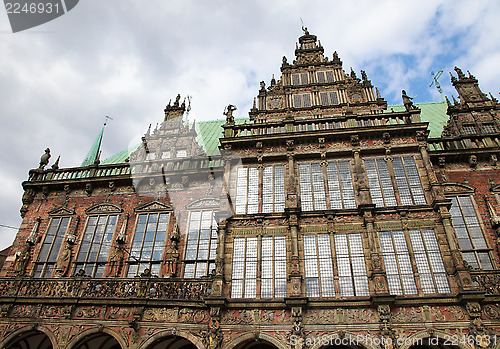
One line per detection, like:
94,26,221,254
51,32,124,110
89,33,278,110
39,148,51,169
260,81,266,91
54,242,72,277
282,56,288,65
108,246,125,277
174,94,181,107
301,26,309,35
14,245,31,275
402,90,417,111
224,104,236,124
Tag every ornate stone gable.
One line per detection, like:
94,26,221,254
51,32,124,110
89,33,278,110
85,203,122,215
134,200,173,213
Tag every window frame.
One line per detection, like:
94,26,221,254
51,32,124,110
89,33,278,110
303,234,335,297
127,209,171,277
183,209,219,278
33,216,71,278
74,214,118,278
448,195,494,270
234,164,286,215
364,155,426,208
298,160,356,211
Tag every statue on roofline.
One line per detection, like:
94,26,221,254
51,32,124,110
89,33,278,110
402,90,418,112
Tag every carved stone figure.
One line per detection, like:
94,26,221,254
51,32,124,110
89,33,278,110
108,246,125,277
402,90,417,111
224,104,236,124
39,148,51,169
14,245,31,276
54,242,72,277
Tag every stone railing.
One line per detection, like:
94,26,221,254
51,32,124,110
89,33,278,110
470,270,500,294
0,277,211,301
229,113,421,138
27,163,131,182
428,135,500,152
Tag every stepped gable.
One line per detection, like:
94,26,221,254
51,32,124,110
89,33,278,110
250,29,387,123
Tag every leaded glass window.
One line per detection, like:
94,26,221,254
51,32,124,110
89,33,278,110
293,93,312,108
127,212,169,277
327,161,356,209
184,210,218,278
75,215,117,277
262,165,285,213
316,70,335,83
392,157,426,205
299,163,326,211
303,235,335,297
463,125,477,135
365,156,426,207
235,167,258,214
482,124,496,133
449,196,493,270
319,91,339,106
299,161,355,211
408,229,450,293
33,217,70,278
261,236,287,298
334,233,369,297
291,73,309,86
379,231,417,295
365,158,397,207
231,237,258,298
236,166,285,214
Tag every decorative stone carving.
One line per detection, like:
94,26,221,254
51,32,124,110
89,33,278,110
39,148,51,169
14,244,31,276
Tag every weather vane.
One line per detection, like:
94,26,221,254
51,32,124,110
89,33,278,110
104,115,113,126
430,70,444,101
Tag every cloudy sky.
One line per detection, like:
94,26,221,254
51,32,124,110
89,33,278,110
1,0,500,249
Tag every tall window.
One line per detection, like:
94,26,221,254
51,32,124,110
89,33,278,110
291,73,309,85
319,91,339,106
293,93,312,108
261,236,287,298
299,163,326,211
235,165,285,214
334,233,370,297
408,229,450,293
75,215,117,277
231,237,257,298
184,210,218,278
365,156,426,207
449,196,493,270
33,217,70,277
379,231,417,295
303,235,335,297
299,161,356,211
327,161,356,209
262,166,285,213
316,70,335,83
235,167,258,214
128,212,169,277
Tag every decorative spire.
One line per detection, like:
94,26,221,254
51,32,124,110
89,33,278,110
445,95,452,107
81,117,110,167
51,156,60,170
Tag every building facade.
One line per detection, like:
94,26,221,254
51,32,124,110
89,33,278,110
1,30,500,349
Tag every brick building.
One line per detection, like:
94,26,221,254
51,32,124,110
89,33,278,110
1,30,500,349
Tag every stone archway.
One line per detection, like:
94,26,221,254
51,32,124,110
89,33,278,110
143,335,198,349
4,329,53,349
233,340,279,349
71,333,122,349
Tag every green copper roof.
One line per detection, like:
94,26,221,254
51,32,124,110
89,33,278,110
387,101,448,138
195,118,247,157
81,124,105,166
98,102,449,165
